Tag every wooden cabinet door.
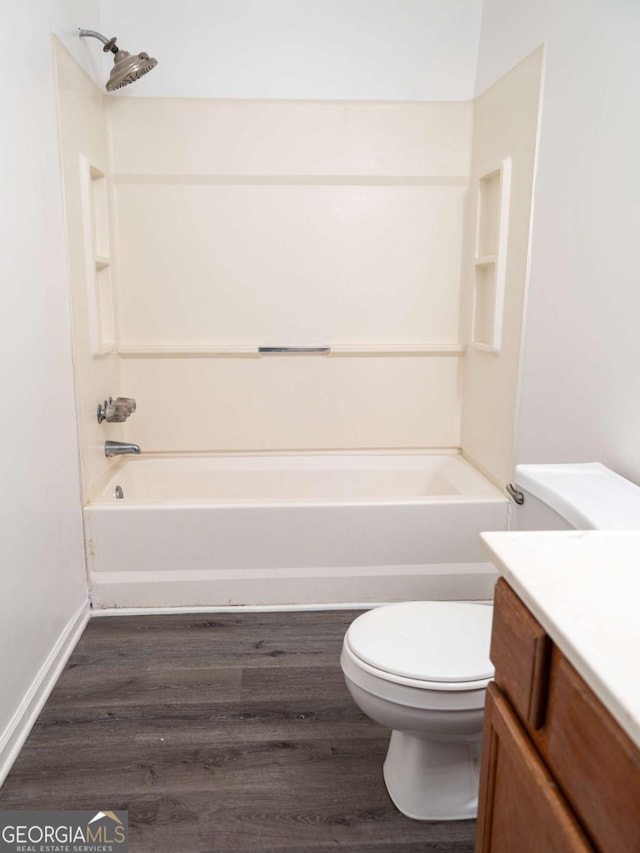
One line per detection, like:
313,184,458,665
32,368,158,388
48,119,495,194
476,683,593,853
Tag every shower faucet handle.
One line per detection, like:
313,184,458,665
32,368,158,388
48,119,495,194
114,397,137,415
101,400,127,423
97,396,137,424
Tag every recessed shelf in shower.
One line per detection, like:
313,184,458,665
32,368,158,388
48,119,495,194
471,158,511,354
80,157,115,356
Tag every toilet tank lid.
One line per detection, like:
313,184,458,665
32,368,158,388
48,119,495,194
514,463,640,530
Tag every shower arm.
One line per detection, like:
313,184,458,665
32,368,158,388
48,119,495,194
78,29,119,54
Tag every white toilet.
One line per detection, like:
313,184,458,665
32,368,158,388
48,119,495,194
341,463,640,821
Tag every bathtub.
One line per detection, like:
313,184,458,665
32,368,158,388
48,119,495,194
84,451,508,609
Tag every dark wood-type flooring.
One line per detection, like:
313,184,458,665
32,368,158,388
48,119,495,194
0,610,475,852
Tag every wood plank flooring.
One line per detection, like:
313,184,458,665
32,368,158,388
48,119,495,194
0,611,476,852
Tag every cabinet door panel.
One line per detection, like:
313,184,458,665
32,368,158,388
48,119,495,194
536,650,640,853
476,683,593,853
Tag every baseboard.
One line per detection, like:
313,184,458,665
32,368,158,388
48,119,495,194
92,598,493,616
92,601,386,616
0,599,90,788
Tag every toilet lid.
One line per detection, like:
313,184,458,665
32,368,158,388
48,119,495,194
346,602,494,683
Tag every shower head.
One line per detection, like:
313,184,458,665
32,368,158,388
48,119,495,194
78,29,157,92
105,48,157,91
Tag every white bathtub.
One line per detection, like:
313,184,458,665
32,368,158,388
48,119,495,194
84,451,508,608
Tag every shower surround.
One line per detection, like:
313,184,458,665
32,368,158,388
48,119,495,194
53,36,543,607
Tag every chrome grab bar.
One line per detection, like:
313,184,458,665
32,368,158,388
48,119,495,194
258,346,331,355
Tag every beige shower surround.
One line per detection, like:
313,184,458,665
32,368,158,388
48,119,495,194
53,37,543,498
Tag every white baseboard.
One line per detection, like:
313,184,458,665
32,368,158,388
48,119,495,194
0,599,90,788
92,601,386,616
92,599,493,617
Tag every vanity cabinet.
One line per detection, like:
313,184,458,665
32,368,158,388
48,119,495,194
476,579,640,853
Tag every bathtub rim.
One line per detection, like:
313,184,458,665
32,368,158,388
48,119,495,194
87,495,508,510
86,447,508,508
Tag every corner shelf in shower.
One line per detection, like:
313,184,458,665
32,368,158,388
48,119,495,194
80,157,115,357
116,343,466,358
471,158,512,354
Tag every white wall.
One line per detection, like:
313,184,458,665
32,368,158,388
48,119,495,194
50,1,103,85
0,1,97,782
476,1,640,483
99,0,482,100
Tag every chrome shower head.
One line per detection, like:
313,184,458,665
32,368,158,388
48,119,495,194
78,29,158,92
106,48,157,91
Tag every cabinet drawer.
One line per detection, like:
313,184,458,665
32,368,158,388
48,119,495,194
490,578,551,729
534,649,640,853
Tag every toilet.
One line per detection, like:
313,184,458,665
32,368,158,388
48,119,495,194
341,463,640,821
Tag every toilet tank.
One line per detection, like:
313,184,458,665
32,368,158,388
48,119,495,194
511,463,640,531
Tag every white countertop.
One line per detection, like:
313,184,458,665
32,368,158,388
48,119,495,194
481,530,640,750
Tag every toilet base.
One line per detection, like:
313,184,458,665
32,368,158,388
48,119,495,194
383,730,480,821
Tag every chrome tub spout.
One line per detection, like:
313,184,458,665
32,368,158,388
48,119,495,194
105,440,141,457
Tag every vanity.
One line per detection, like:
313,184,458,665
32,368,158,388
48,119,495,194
477,531,640,853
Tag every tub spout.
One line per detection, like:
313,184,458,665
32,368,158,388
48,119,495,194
105,440,141,457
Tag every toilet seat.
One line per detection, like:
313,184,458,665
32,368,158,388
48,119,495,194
345,602,494,690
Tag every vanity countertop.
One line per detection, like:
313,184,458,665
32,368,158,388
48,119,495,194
481,530,640,750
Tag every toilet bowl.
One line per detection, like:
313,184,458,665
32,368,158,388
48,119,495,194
341,601,493,820
341,462,640,821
